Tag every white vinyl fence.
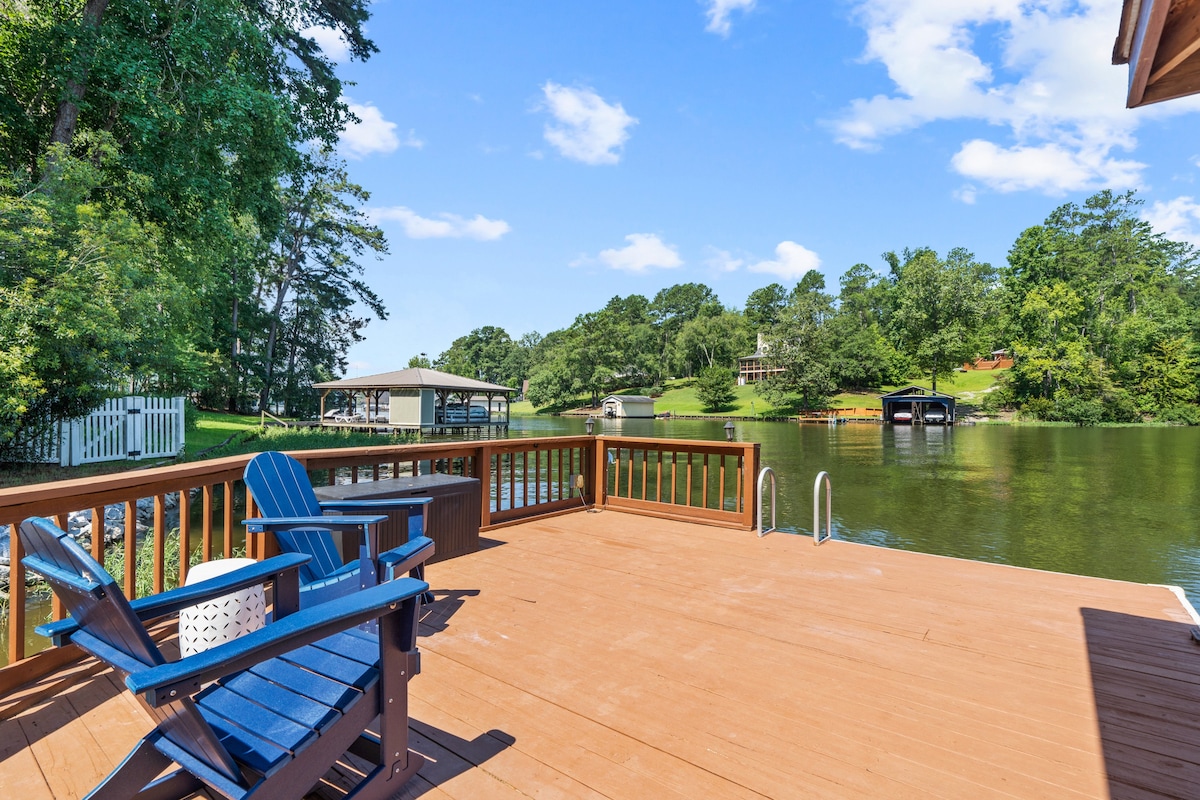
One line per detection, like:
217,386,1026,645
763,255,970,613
23,396,186,466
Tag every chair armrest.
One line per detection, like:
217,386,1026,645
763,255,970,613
243,515,387,533
377,536,435,580
36,553,311,646
319,497,433,512
127,577,430,706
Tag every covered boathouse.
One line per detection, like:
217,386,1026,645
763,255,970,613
312,367,516,434
880,385,957,423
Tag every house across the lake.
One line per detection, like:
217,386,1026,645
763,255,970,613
737,333,785,385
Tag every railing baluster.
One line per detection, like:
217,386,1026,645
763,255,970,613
702,454,710,509
670,452,678,504
7,520,25,663
202,484,214,562
124,500,137,599
655,450,663,502
223,480,234,559
641,449,648,501
686,453,693,506
91,505,105,563
179,491,190,585
51,514,68,620
153,495,166,594
245,494,258,559
626,449,634,498
719,457,726,511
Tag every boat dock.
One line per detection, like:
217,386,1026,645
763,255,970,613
5,509,1200,798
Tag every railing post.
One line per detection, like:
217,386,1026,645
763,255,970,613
592,435,607,508
475,445,492,528
742,443,760,529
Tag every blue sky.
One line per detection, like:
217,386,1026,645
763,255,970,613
310,0,1200,375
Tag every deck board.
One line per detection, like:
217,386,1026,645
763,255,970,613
3,508,1200,799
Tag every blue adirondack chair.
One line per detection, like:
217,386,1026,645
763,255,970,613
243,451,435,607
21,516,427,800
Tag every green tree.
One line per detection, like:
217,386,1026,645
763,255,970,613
407,354,432,368
0,141,200,452
1139,336,1199,411
828,263,903,390
998,190,1198,414
891,247,995,391
254,152,388,411
436,326,520,386
758,273,836,410
695,367,737,413
744,283,788,331
650,283,719,379
673,312,752,376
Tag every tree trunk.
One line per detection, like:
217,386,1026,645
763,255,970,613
228,296,240,412
49,0,110,148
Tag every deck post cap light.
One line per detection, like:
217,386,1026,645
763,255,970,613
585,416,595,435
724,421,735,441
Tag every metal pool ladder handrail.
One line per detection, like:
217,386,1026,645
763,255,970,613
813,471,833,545
757,466,776,537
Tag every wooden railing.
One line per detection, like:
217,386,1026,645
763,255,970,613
596,436,759,529
0,434,757,686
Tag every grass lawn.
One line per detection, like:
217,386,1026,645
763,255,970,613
513,369,1010,419
186,410,264,456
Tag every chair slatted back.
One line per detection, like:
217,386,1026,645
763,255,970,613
244,451,343,582
20,517,244,786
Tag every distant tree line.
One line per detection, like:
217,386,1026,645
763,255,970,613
0,0,388,457
433,191,1200,424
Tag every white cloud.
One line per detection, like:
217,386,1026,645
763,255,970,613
704,247,745,272
1143,197,1200,248
303,25,350,62
951,139,1145,195
575,233,683,272
341,102,399,159
397,129,425,149
834,0,1199,196
540,83,638,165
703,0,756,37
747,241,822,280
953,184,978,204
371,207,511,241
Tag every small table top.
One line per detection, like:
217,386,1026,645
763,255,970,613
313,473,480,500
184,557,258,586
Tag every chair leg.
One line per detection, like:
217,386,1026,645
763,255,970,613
410,564,434,605
341,755,425,800
85,739,181,800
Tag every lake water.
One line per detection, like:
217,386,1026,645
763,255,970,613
512,416,1200,605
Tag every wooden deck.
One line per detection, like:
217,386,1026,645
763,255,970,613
4,510,1200,799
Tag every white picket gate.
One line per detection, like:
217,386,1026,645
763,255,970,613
22,397,186,466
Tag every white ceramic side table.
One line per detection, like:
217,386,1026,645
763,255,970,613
178,557,266,657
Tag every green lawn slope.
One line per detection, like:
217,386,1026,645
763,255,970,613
513,368,1009,419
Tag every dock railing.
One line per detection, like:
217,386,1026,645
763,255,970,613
0,434,758,687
